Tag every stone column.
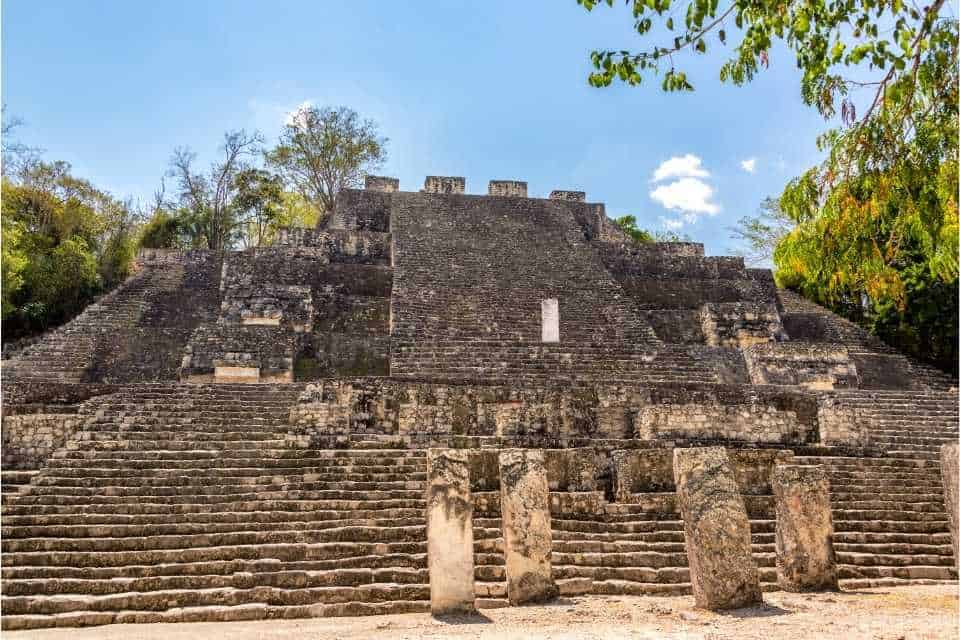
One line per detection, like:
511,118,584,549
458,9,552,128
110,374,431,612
499,449,559,605
673,447,762,610
941,442,959,566
771,464,839,591
426,449,476,615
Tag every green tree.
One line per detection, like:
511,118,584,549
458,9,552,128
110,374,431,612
614,215,655,243
581,0,958,373
233,168,284,248
168,129,263,250
266,105,387,226
728,197,794,266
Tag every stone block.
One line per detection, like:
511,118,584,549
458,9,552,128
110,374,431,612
427,449,476,615
612,449,674,501
499,449,559,605
817,399,871,448
549,190,585,202
488,180,528,197
423,176,465,194
365,175,399,192
213,365,260,383
941,442,959,566
771,465,839,591
673,447,762,610
541,298,559,343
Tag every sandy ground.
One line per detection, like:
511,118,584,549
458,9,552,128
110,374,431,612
6,585,958,640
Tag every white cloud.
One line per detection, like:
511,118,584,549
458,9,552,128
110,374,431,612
652,154,710,182
284,100,314,126
649,177,720,216
740,157,757,174
659,216,686,230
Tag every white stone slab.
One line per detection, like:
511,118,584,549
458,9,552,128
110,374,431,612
541,299,559,343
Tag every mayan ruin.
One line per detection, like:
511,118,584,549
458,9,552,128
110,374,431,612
0,175,956,633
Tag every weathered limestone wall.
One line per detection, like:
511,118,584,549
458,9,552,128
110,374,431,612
635,402,811,445
499,449,559,604
673,447,762,610
699,302,783,348
423,176,466,194
488,180,528,197
426,449,476,615
2,414,84,470
771,465,839,591
941,443,959,566
816,398,871,448
744,343,859,389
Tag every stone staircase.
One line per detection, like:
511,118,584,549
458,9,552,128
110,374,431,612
0,384,435,630
3,253,221,384
791,390,958,588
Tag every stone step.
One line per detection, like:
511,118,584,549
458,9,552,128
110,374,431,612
9,488,426,506
2,555,428,582
3,541,429,568
3,498,427,516
1,567,429,597
2,525,427,553
0,583,430,620
2,599,430,631
20,480,426,497
1,508,427,528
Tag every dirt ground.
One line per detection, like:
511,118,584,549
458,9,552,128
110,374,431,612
7,585,958,640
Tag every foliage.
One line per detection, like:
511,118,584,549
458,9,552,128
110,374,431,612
266,105,387,226
167,130,263,251
614,215,655,242
728,197,793,266
233,168,284,248
139,210,185,249
581,0,958,374
615,215,693,242
2,162,138,338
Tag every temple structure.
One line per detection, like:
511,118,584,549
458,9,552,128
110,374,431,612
2,176,956,628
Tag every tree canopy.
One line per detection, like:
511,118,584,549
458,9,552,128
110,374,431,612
265,105,387,226
581,0,958,373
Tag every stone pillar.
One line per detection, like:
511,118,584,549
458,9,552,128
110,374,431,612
499,449,558,605
488,180,528,197
941,442,959,566
771,464,839,591
673,447,762,610
426,449,476,615
423,176,465,194
549,190,585,202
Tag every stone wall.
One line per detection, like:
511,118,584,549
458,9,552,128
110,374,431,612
2,414,84,470
744,343,859,389
816,398,871,448
286,380,818,447
634,402,813,445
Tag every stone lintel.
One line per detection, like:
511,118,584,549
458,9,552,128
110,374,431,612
213,365,260,383
771,464,839,591
423,176,465,194
241,316,281,326
427,448,476,615
499,449,559,605
941,443,959,567
365,175,400,192
673,447,762,610
488,180,528,198
549,190,586,202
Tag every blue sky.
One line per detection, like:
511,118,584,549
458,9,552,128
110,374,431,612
2,0,833,256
